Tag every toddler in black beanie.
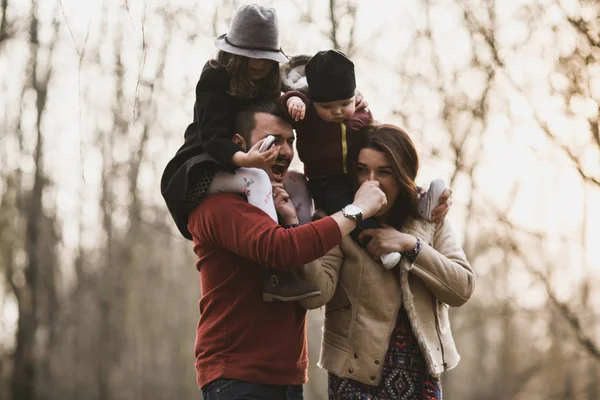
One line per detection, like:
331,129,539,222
279,50,402,269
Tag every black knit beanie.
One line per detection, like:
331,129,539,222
306,50,356,102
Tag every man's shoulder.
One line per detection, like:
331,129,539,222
190,193,247,220
192,193,246,215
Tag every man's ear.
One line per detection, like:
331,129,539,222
232,133,248,152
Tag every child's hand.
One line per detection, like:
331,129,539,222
287,96,306,121
237,139,280,170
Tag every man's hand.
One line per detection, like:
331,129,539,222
359,225,417,259
287,96,306,121
352,180,387,219
272,182,299,226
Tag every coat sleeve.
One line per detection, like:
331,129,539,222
297,244,345,310
279,90,308,111
194,65,242,171
408,220,475,307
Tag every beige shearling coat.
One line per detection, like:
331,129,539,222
299,218,475,386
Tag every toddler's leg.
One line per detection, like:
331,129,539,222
417,179,446,221
208,168,278,223
283,170,314,225
357,218,402,270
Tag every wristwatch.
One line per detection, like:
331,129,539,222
341,204,363,226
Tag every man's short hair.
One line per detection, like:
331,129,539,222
235,100,292,144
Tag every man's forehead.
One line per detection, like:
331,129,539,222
252,112,293,139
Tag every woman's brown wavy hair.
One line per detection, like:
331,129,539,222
355,124,421,228
211,51,281,100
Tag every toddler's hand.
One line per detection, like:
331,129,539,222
240,139,280,170
287,96,306,121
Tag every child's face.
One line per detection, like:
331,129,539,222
247,58,276,81
313,97,356,123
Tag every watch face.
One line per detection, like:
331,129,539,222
344,204,361,215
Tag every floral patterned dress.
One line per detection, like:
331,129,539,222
327,307,442,400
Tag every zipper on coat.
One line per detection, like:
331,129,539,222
433,298,446,369
340,122,348,174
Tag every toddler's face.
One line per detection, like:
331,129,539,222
313,96,356,123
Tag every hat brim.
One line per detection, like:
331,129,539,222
215,34,289,64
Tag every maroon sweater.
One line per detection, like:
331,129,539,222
279,91,373,179
188,193,342,388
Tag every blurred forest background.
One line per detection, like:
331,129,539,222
1,0,599,399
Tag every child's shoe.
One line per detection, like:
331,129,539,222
381,252,402,270
418,179,446,221
262,268,321,302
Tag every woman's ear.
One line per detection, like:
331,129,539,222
232,133,248,152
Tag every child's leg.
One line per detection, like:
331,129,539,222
209,169,320,302
417,179,446,221
309,175,402,270
355,217,402,270
283,170,314,225
308,174,355,215
208,168,278,223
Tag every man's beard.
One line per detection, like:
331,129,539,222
270,156,291,182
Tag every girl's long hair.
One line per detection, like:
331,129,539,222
355,124,421,229
211,51,281,100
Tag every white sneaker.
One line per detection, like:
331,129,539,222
418,179,446,221
381,252,401,270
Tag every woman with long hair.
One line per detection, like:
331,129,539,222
301,124,476,399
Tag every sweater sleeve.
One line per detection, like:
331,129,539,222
279,90,308,112
189,193,343,270
279,90,314,135
195,64,242,171
409,220,476,307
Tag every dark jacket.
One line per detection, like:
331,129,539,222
161,62,252,239
279,91,373,179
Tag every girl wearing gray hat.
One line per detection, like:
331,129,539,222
160,4,320,302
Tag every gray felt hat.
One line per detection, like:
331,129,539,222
215,4,288,64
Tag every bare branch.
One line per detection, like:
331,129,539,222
0,0,10,47
460,1,600,189
328,0,339,49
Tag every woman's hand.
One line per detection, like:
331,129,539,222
354,89,369,111
417,186,453,222
431,188,452,221
359,225,417,259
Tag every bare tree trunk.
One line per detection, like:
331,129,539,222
327,0,357,56
328,0,339,49
12,0,57,398
0,0,9,47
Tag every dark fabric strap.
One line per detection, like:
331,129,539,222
225,36,282,53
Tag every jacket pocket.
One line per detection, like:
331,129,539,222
324,283,352,338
